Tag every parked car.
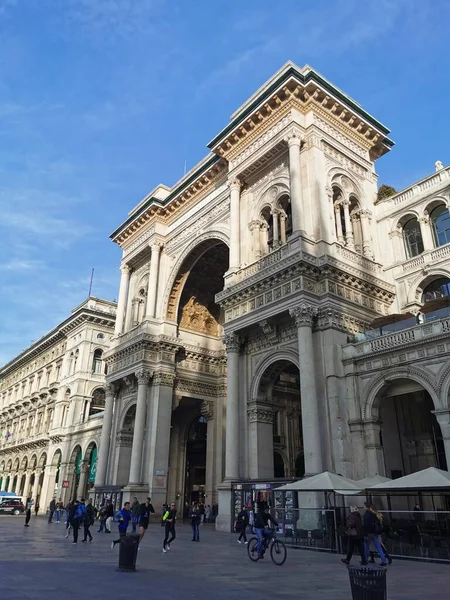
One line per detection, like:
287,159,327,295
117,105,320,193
0,499,25,515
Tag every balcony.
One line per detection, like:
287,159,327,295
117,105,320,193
402,242,450,273
381,166,450,209
343,315,450,360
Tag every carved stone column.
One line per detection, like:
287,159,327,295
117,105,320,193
77,460,89,499
419,215,434,250
359,209,373,258
279,212,287,245
223,332,240,481
146,242,162,319
287,132,304,234
272,208,280,248
363,420,385,476
114,264,131,336
249,220,262,259
389,228,404,262
342,199,354,249
23,470,32,499
433,410,450,470
334,203,345,244
128,371,150,485
248,401,274,479
95,383,116,487
201,400,215,503
260,221,269,256
228,179,241,273
289,304,323,474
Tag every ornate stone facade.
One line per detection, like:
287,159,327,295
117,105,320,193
0,298,116,510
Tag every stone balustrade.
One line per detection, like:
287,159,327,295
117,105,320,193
401,241,450,272
343,315,450,359
386,166,450,208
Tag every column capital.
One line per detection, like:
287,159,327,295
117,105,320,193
271,207,281,216
289,304,318,327
150,241,163,253
418,216,430,225
105,382,118,396
120,263,131,274
279,211,287,221
341,197,350,207
228,178,242,191
359,209,372,218
201,400,214,421
249,220,262,232
247,405,274,424
135,370,151,385
222,332,240,352
286,131,302,147
388,229,403,239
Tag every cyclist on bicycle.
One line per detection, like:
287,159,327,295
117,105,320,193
254,503,278,559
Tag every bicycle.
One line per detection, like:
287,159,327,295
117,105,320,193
247,528,287,566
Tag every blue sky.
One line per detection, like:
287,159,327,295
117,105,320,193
0,0,449,365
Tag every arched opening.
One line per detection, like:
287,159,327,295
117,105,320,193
89,388,105,418
333,187,346,243
430,204,450,247
273,452,285,478
422,277,450,302
185,414,207,505
253,360,302,479
68,446,82,500
19,473,26,496
373,380,446,487
261,206,274,252
349,196,363,252
175,242,229,339
116,405,136,486
92,349,103,374
83,443,97,499
278,194,292,240
400,216,423,258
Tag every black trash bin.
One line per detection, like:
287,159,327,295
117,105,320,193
117,534,140,572
347,565,387,600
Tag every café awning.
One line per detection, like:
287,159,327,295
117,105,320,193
275,471,361,494
368,467,450,493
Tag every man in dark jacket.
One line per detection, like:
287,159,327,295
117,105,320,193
138,497,155,547
341,506,367,565
254,504,278,559
363,503,387,566
236,505,250,544
82,499,95,542
189,502,201,542
131,497,140,533
48,498,56,523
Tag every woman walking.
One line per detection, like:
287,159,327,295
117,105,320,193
162,503,177,553
341,506,367,565
369,505,392,565
236,505,249,544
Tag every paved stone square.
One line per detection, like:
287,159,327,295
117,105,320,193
0,516,448,599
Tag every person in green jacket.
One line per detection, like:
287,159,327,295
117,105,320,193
162,503,177,553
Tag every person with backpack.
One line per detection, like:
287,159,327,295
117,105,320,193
71,499,86,544
82,499,95,542
111,502,132,549
236,504,249,544
189,502,201,542
162,502,177,553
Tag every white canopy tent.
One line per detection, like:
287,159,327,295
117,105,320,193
275,471,361,494
368,467,450,493
357,475,392,488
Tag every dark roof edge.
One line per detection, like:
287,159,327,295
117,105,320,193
110,154,221,241
207,65,392,149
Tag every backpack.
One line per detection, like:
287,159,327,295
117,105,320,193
75,504,86,521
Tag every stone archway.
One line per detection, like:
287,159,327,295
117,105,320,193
116,404,136,486
249,358,302,479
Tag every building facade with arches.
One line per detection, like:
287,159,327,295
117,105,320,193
98,62,450,529
0,297,116,511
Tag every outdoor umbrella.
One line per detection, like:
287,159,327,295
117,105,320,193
369,313,414,329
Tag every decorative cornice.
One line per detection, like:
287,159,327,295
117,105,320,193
153,372,175,387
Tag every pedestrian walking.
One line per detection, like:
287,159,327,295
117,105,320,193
341,506,367,565
111,502,132,549
34,500,39,516
48,498,56,523
204,504,212,523
24,498,33,527
97,504,107,532
236,505,249,544
162,502,177,553
131,496,140,533
69,500,83,544
138,497,155,549
212,503,218,522
189,502,201,542
105,500,114,533
65,500,74,538
363,502,387,566
55,499,63,523
369,506,392,565
82,499,95,543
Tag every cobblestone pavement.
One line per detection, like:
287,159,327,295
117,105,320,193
0,516,447,599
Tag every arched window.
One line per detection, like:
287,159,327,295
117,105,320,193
92,349,103,374
89,388,106,418
278,194,292,240
431,205,450,247
261,207,274,251
273,452,285,478
422,278,450,302
403,218,424,258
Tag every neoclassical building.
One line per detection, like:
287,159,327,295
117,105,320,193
0,298,116,511
96,62,450,529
